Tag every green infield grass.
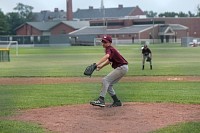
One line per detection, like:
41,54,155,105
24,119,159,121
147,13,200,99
0,120,51,133
151,122,200,133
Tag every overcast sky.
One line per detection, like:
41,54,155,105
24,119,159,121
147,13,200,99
0,0,200,14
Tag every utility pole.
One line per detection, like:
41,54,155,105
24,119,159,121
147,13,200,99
101,0,106,26
152,17,155,44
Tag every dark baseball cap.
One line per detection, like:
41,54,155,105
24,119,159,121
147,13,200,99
101,35,112,43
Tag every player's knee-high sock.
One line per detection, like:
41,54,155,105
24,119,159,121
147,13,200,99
111,95,119,102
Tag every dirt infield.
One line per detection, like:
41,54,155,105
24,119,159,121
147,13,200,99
1,76,200,85
2,76,200,133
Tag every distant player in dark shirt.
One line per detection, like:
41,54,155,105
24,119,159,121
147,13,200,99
142,44,152,70
90,35,128,107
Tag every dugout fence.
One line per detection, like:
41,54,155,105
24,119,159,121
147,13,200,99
0,48,10,62
0,41,18,62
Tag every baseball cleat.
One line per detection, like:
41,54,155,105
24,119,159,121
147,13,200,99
90,98,105,107
109,100,122,107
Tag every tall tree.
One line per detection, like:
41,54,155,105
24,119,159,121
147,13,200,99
188,11,195,17
4,3,34,35
6,12,24,35
197,4,200,17
158,12,179,17
144,11,157,17
13,3,33,21
178,12,188,17
0,10,9,35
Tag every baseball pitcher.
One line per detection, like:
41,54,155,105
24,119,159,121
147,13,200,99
87,35,128,107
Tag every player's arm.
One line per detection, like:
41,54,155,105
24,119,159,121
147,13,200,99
149,49,152,58
96,54,109,66
142,49,145,55
96,54,110,70
150,53,152,58
97,59,110,71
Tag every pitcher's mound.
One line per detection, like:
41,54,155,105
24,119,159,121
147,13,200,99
11,102,200,133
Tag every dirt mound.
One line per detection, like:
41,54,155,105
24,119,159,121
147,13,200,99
11,103,200,133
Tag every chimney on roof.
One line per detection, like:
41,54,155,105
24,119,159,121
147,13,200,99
66,0,73,20
89,6,93,10
54,8,59,12
118,4,123,9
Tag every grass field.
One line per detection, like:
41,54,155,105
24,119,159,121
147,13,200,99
1,43,200,77
0,43,200,133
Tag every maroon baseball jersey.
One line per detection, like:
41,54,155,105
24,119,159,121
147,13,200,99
105,46,128,69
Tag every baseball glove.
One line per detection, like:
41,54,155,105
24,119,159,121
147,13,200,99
84,63,97,77
146,57,151,62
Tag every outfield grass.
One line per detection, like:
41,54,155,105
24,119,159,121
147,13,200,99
0,43,200,133
1,43,200,77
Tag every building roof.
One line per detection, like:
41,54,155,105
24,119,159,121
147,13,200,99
32,6,144,21
69,25,154,35
69,26,107,35
73,7,138,20
26,21,60,31
16,21,89,31
109,25,154,34
159,24,188,35
169,24,188,30
33,11,66,22
61,21,90,29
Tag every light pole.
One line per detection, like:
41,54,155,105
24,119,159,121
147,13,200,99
152,17,155,44
101,0,106,26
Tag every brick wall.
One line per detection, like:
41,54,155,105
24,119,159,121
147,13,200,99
16,24,42,35
50,23,75,35
156,17,200,38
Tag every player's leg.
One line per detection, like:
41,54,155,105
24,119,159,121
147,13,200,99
142,55,146,70
91,65,128,107
150,60,152,69
105,65,128,107
148,56,152,69
100,65,128,96
107,86,122,107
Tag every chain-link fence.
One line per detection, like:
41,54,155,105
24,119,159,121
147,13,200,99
181,37,200,47
0,35,71,47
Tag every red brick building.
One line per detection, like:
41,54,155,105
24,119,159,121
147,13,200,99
16,21,89,36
